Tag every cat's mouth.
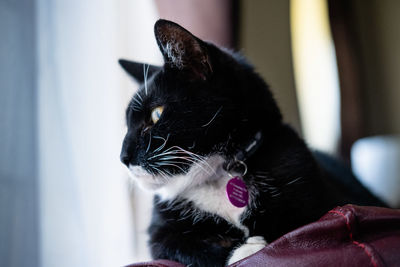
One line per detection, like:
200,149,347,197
128,165,166,191
127,155,226,197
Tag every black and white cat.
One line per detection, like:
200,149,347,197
119,20,384,266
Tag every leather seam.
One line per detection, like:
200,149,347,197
329,210,378,267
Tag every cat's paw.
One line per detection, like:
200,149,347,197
227,236,267,265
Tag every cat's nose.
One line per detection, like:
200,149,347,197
120,139,133,167
120,151,131,167
121,132,136,167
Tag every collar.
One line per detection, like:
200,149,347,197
234,131,263,162
223,131,264,176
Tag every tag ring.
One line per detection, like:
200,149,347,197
226,159,248,178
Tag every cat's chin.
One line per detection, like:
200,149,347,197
127,165,165,191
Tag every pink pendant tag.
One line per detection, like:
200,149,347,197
226,177,249,208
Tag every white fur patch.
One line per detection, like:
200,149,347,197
157,155,248,232
127,165,164,191
127,155,249,233
227,236,267,265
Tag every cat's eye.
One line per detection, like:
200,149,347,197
151,106,164,124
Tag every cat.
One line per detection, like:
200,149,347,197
119,19,384,267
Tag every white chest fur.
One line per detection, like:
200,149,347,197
156,155,249,235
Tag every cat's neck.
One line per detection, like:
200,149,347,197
155,155,227,201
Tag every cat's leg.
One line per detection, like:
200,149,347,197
149,223,242,267
227,236,267,265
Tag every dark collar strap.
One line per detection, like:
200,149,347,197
235,131,263,162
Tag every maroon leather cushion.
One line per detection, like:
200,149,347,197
126,259,185,267
126,205,400,267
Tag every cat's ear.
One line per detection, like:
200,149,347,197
118,59,160,83
154,19,212,81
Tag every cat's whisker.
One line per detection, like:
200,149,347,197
136,92,143,102
153,135,166,142
168,146,207,161
197,158,216,175
148,149,183,160
132,97,141,106
146,132,152,153
159,168,174,183
188,141,196,150
149,149,206,161
134,93,143,103
158,154,201,162
201,106,223,127
159,173,169,183
162,168,173,177
153,134,170,153
143,63,150,95
166,155,213,175
269,191,282,198
130,92,143,111
156,160,190,167
129,102,141,111
158,153,203,165
176,155,215,174
154,161,188,174
285,176,303,186
166,151,214,174
151,165,170,181
157,155,199,167
156,153,213,175
253,173,275,181
148,141,215,176
158,159,200,172
159,171,170,182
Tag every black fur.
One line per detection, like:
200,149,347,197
119,20,384,267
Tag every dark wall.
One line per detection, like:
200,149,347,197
239,0,302,135
352,0,400,136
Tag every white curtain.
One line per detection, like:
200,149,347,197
37,0,161,266
1,0,39,266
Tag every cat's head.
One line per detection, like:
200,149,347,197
120,20,281,192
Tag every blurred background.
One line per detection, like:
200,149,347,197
1,0,399,266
